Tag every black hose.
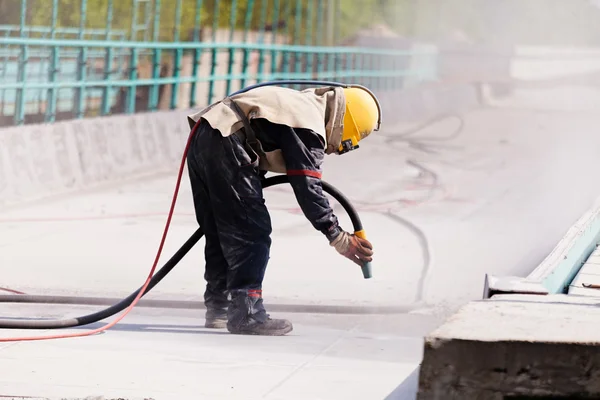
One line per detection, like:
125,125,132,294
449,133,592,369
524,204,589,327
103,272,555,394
0,175,366,330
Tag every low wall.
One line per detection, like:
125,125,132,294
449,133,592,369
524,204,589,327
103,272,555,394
0,109,190,208
0,83,481,207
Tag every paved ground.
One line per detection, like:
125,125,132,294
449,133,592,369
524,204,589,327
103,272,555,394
3,97,600,399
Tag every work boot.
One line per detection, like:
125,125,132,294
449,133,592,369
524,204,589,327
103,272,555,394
204,284,229,329
205,308,228,329
227,289,293,336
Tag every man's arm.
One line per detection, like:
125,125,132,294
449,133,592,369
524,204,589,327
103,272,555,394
270,124,342,242
263,122,373,266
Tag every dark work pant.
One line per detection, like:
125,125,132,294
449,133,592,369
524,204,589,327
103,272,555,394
186,119,272,310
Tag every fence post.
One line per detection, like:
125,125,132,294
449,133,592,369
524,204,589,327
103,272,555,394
256,0,267,83
14,0,28,125
270,0,280,77
149,0,162,111
294,0,302,81
225,0,238,95
170,0,183,109
189,0,204,109
305,0,314,78
101,0,114,116
239,0,255,89
46,0,59,122
208,0,221,104
316,0,324,79
281,1,293,80
127,47,139,113
75,0,88,119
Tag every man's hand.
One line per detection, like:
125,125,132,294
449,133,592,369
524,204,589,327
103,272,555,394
330,231,374,266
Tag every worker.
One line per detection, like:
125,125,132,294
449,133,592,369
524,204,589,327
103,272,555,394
186,84,380,336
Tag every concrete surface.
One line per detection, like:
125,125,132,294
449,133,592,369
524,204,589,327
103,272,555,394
417,293,600,400
0,304,435,400
3,92,600,398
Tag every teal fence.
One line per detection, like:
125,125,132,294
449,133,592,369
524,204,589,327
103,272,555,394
0,0,438,127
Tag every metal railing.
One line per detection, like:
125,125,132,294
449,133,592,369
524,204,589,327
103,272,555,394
0,37,437,126
0,0,438,127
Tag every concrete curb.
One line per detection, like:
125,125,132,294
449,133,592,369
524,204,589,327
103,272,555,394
417,294,600,400
417,197,600,399
484,196,600,297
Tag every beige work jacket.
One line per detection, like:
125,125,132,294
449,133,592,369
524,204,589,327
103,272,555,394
187,85,346,173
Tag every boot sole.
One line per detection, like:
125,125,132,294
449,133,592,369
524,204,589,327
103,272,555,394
228,325,293,336
205,320,227,329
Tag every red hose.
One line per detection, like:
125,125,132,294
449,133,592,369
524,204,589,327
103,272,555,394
0,287,25,295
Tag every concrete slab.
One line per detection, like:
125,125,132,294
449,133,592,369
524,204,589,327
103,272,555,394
3,104,600,399
417,294,600,400
0,304,435,400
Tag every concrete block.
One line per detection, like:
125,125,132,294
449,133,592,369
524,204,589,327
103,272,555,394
417,294,600,400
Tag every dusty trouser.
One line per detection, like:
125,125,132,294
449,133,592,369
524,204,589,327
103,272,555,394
186,118,293,335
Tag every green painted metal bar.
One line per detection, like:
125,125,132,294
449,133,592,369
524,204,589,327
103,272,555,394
207,0,220,104
170,48,182,109
294,0,302,79
189,0,203,108
153,0,162,41
14,0,27,125
362,52,370,88
239,0,255,89
386,54,393,90
76,0,88,119
0,31,8,116
282,0,292,78
315,0,324,77
131,0,139,41
46,0,59,122
149,0,162,111
142,0,152,41
270,0,280,76
170,0,183,109
0,69,412,91
0,25,127,38
371,53,378,89
1,36,429,57
173,0,182,42
305,0,313,78
225,0,238,95
255,0,268,83
102,0,115,115
127,47,139,113
335,0,342,82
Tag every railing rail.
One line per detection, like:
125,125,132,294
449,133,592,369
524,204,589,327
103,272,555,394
0,37,438,127
0,37,430,55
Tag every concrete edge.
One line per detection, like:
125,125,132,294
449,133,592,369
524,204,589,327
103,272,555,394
483,196,600,297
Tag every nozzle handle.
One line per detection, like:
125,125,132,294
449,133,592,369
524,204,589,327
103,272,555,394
354,230,373,280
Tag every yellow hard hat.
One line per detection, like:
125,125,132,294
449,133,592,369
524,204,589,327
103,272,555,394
339,86,381,154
